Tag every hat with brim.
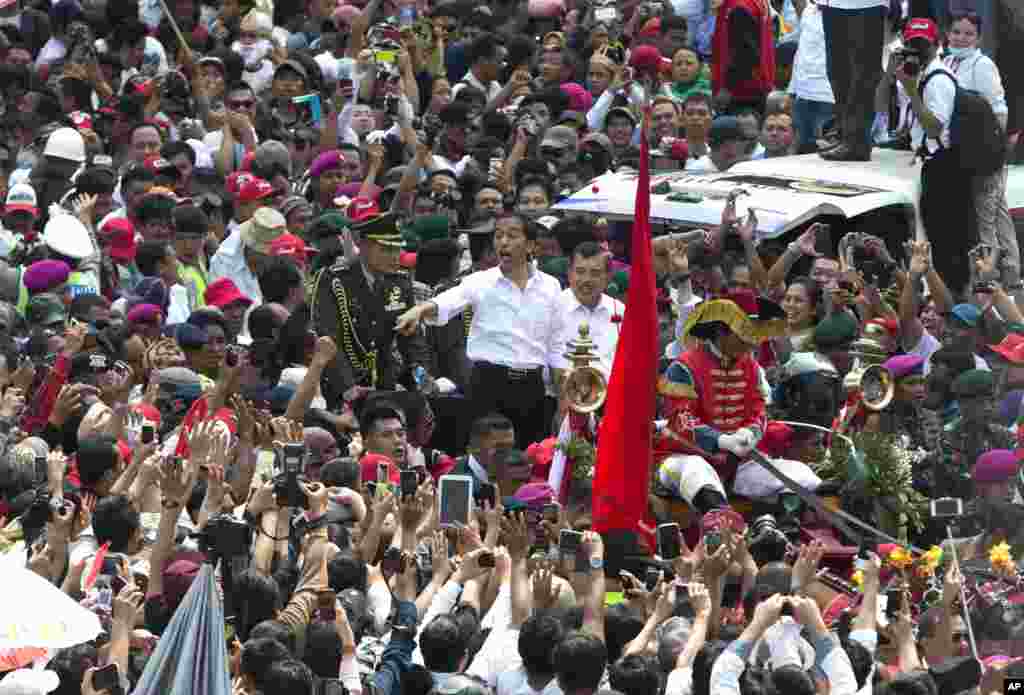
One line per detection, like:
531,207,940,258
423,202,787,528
683,292,787,343
606,106,637,126
240,207,287,254
355,211,402,248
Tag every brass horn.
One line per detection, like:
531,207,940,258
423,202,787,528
842,328,895,411
562,323,608,413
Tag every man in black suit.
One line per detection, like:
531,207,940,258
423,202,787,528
447,414,518,496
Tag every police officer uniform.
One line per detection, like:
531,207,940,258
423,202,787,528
312,213,426,405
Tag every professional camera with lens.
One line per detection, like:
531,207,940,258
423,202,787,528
748,514,789,565
894,49,923,77
195,513,251,557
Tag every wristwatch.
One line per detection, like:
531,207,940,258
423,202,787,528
589,556,604,572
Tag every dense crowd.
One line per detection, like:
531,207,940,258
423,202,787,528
0,0,1020,693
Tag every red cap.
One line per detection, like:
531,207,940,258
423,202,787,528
225,171,253,195
989,333,1024,364
399,252,417,269
100,217,137,264
204,277,254,309
134,402,162,427
269,233,316,265
360,454,401,484
236,176,273,203
903,17,939,44
69,110,93,132
757,421,794,459
143,154,174,175
347,196,380,222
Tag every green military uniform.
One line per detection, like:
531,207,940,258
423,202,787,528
922,370,1016,500
312,213,426,405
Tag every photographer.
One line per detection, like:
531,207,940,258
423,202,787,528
894,18,975,295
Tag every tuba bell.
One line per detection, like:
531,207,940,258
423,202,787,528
842,324,895,411
562,323,608,413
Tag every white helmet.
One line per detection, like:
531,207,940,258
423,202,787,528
42,127,86,164
43,207,94,260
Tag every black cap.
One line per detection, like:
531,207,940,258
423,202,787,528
708,116,746,147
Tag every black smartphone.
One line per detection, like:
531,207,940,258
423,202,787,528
141,424,155,445
645,567,660,591
885,586,904,618
559,529,588,572
224,616,236,645
34,455,47,485
478,551,495,568
400,469,417,499
478,482,497,509
381,547,405,575
317,590,337,622
657,523,682,560
92,663,120,692
377,462,389,484
814,223,832,257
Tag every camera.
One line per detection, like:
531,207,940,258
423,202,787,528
894,49,922,77
195,513,250,557
930,497,963,518
748,514,789,565
274,443,308,509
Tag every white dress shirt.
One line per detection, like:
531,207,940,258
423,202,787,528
209,228,263,306
549,289,624,377
428,266,563,369
788,2,835,104
452,70,503,103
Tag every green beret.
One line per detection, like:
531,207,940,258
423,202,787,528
1005,322,1024,335
606,269,629,301
539,256,569,280
407,215,451,244
308,212,350,241
951,369,995,398
813,312,859,350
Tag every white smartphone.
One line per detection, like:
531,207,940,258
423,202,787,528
438,475,473,528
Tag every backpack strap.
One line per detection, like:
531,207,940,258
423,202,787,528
915,68,957,158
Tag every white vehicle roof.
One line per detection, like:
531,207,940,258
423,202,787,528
555,149,1024,240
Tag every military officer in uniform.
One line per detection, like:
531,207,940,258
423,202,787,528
312,212,427,405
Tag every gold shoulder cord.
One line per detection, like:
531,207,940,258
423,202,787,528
315,267,379,387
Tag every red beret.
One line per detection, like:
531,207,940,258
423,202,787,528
972,449,1019,483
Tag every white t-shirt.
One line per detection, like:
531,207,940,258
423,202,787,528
912,57,955,156
496,668,563,695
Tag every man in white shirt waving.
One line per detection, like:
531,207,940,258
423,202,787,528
397,211,562,448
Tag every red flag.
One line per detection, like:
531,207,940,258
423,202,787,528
592,109,658,535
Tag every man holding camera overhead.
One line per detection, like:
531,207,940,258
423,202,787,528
894,18,974,294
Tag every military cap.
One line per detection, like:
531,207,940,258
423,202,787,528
812,312,859,350
972,449,1019,483
951,368,995,398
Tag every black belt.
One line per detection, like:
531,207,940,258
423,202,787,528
474,361,542,381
